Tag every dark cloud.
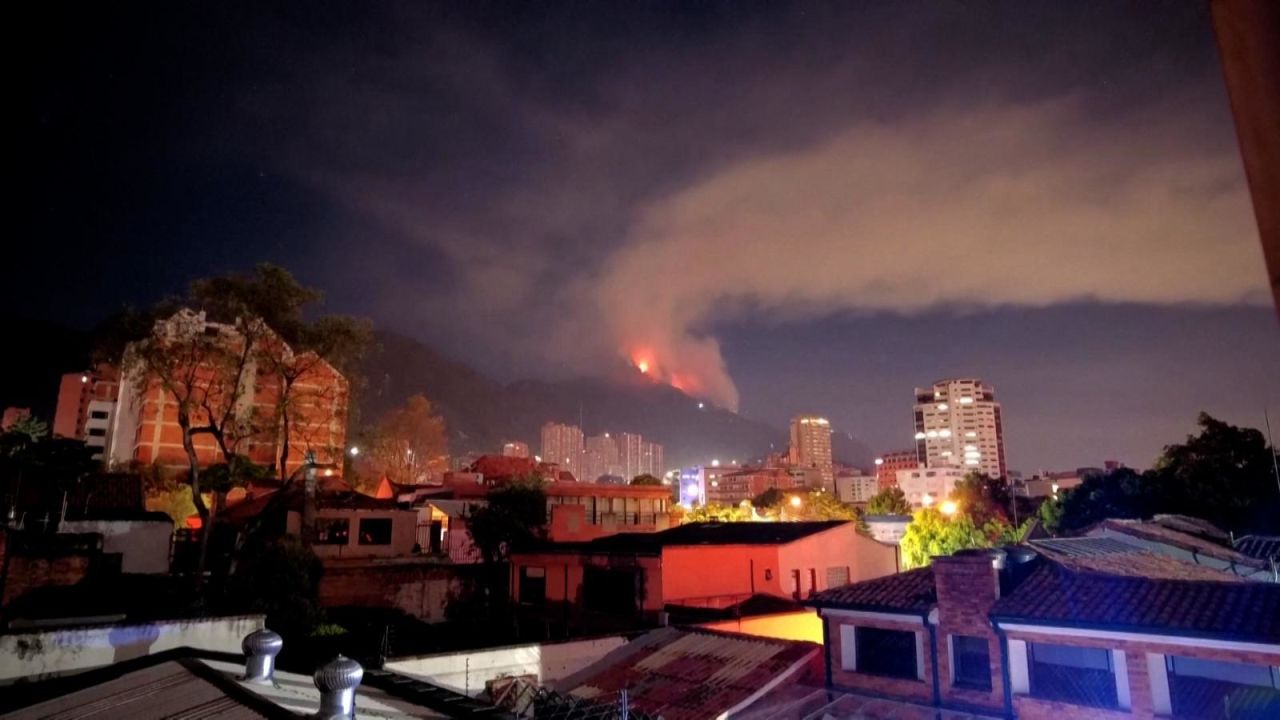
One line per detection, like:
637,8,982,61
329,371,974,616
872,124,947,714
16,1,1277,469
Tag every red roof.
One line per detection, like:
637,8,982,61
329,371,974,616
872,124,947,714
467,455,537,479
808,567,937,614
557,627,820,720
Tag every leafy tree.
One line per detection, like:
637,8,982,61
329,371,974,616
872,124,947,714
900,508,987,569
752,487,785,508
468,477,547,564
785,490,858,522
1052,466,1161,535
1150,413,1280,533
866,486,911,515
682,502,752,522
630,474,662,486
364,394,449,487
950,473,1012,525
4,415,48,447
1037,493,1065,535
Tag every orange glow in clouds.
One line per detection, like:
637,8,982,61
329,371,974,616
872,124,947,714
628,348,707,399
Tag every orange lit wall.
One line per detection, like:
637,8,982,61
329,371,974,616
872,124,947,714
52,365,119,440
697,610,823,643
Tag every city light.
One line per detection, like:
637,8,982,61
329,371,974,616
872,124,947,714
349,446,360,457
711,458,720,467
80,375,88,384
874,457,884,466
940,500,958,516
789,495,802,508
697,402,705,409
921,493,934,507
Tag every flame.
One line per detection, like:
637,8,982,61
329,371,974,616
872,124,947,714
637,360,650,374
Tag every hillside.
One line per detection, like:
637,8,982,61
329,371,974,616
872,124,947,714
360,331,872,470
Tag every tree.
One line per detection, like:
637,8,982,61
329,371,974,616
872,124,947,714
222,536,324,640
630,474,662,486
950,473,1012,526
682,502,752,522
468,477,547,564
866,486,911,515
751,487,785,508
899,508,987,569
364,395,449,487
1150,412,1280,533
784,490,858,522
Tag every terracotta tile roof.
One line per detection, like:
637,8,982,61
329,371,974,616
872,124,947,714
990,562,1280,642
556,627,820,720
1030,538,1247,582
806,567,937,615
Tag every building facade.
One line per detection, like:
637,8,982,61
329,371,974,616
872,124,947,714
875,449,920,490
51,365,120,447
540,422,584,476
913,378,1006,478
895,466,968,507
834,471,879,504
106,309,348,475
808,548,1280,720
790,415,834,488
582,433,622,483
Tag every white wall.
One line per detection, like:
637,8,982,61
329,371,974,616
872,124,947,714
59,519,173,574
0,614,264,685
384,635,629,697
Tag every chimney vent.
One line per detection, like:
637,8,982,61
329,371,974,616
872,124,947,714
315,655,364,719
241,629,283,684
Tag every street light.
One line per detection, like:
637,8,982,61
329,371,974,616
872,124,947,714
940,500,958,517
921,493,935,508
349,446,360,457
789,495,803,509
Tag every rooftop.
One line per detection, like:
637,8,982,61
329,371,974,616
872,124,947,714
551,626,820,720
1093,518,1264,569
1236,535,1280,562
1,648,511,720
806,566,937,615
990,561,1280,642
524,521,849,556
1030,537,1250,582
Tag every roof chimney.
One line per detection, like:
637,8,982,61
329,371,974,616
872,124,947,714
241,629,283,684
315,655,364,719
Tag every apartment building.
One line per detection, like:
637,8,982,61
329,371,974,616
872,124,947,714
913,378,1006,478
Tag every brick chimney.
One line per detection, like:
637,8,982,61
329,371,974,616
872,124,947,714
933,549,1002,626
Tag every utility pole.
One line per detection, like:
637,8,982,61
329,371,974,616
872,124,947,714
1266,408,1280,498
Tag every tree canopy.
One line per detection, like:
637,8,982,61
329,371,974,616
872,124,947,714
630,473,662,486
360,394,448,489
468,477,548,564
866,486,911,515
1040,413,1280,535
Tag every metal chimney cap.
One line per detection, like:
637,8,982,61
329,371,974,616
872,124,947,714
242,629,284,658
314,655,364,692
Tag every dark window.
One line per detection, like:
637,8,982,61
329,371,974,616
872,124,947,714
952,635,992,690
89,410,109,420
358,518,393,545
1166,655,1280,720
855,627,918,680
790,569,802,599
315,518,350,545
87,428,106,437
808,568,817,594
519,567,546,605
1029,643,1116,709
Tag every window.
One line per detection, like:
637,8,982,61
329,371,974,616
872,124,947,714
89,410,109,419
826,566,850,587
357,518,393,545
1166,655,1280,719
87,428,106,437
519,567,546,605
1029,643,1117,709
855,627,919,680
790,570,802,599
315,518,350,545
952,635,992,690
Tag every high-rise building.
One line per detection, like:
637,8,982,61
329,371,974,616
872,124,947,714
789,415,834,487
644,441,664,478
540,422,584,477
873,449,921,490
912,378,1006,478
502,441,530,458
583,433,621,482
618,432,645,480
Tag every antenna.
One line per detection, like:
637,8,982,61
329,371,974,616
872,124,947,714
1266,407,1280,498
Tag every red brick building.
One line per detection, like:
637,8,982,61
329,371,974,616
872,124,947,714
808,547,1280,719
705,466,803,505
51,364,119,440
108,310,348,476
875,449,919,490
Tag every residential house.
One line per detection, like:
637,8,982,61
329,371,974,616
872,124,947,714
807,545,1280,719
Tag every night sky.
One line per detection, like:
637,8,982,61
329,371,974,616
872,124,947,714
16,2,1280,473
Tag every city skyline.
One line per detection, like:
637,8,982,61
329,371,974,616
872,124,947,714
13,2,1280,474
